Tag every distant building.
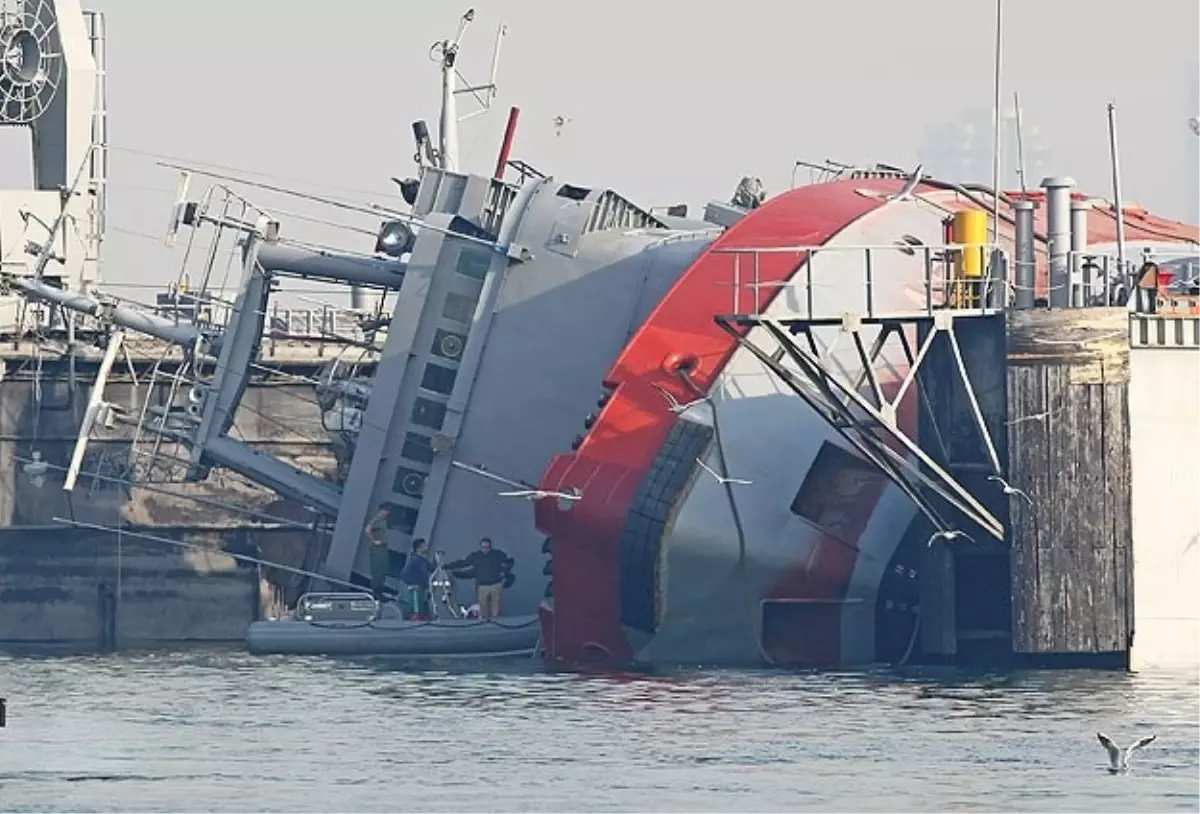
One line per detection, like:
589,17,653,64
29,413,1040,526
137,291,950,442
918,106,1054,192
1186,58,1199,226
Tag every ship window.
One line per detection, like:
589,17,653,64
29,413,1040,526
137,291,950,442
431,328,467,361
556,184,590,201
789,442,889,544
441,291,477,324
420,363,458,397
410,397,447,430
383,503,419,534
455,247,492,281
401,432,435,465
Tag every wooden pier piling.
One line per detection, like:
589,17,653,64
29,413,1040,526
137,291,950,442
1004,308,1132,659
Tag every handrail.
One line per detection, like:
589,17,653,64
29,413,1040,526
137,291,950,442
713,240,1199,319
714,241,1005,320
709,242,1003,255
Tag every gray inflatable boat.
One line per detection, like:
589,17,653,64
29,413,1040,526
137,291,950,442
246,592,541,657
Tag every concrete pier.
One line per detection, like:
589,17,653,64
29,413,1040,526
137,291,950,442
1127,311,1200,671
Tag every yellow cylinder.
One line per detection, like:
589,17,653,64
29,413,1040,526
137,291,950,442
952,209,988,279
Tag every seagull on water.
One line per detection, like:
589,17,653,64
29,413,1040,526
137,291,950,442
696,458,752,486
651,382,711,415
497,487,582,502
988,475,1033,507
1097,732,1156,774
927,529,974,547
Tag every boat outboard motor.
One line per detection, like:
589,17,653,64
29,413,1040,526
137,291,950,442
430,552,462,619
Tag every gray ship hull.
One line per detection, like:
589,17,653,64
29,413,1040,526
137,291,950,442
246,613,540,657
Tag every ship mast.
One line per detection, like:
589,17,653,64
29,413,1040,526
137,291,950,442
430,8,505,173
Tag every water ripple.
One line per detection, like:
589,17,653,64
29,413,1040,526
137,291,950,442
0,652,1195,812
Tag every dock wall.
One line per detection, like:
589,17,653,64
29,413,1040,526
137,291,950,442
0,341,343,650
0,524,321,648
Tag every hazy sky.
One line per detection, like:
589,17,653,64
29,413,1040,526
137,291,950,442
3,0,1198,292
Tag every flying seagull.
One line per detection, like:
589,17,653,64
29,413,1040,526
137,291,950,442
1189,117,1199,137
695,458,752,486
927,529,974,547
1031,330,1125,350
1097,732,1156,774
1004,407,1063,426
497,487,582,502
885,163,923,201
988,475,1033,507
651,382,711,415
552,115,572,136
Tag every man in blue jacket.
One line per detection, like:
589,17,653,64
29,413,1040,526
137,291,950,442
399,538,436,620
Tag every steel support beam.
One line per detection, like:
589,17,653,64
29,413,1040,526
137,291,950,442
10,277,207,351
715,313,1005,541
189,232,270,476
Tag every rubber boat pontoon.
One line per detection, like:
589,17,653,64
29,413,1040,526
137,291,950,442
246,592,540,657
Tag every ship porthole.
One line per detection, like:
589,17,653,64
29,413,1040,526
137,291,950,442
439,334,464,358
400,472,426,497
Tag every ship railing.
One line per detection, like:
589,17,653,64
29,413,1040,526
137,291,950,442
152,288,370,342
1063,246,1198,313
711,241,1006,323
63,281,373,344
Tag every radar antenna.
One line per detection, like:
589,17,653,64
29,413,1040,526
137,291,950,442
0,0,63,124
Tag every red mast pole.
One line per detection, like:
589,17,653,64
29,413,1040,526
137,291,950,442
493,106,520,181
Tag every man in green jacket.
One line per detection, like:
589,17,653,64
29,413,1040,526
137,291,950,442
364,504,392,601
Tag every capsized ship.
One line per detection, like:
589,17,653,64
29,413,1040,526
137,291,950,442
6,4,1197,665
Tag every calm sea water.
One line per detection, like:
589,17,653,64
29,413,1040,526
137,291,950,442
0,650,1195,813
